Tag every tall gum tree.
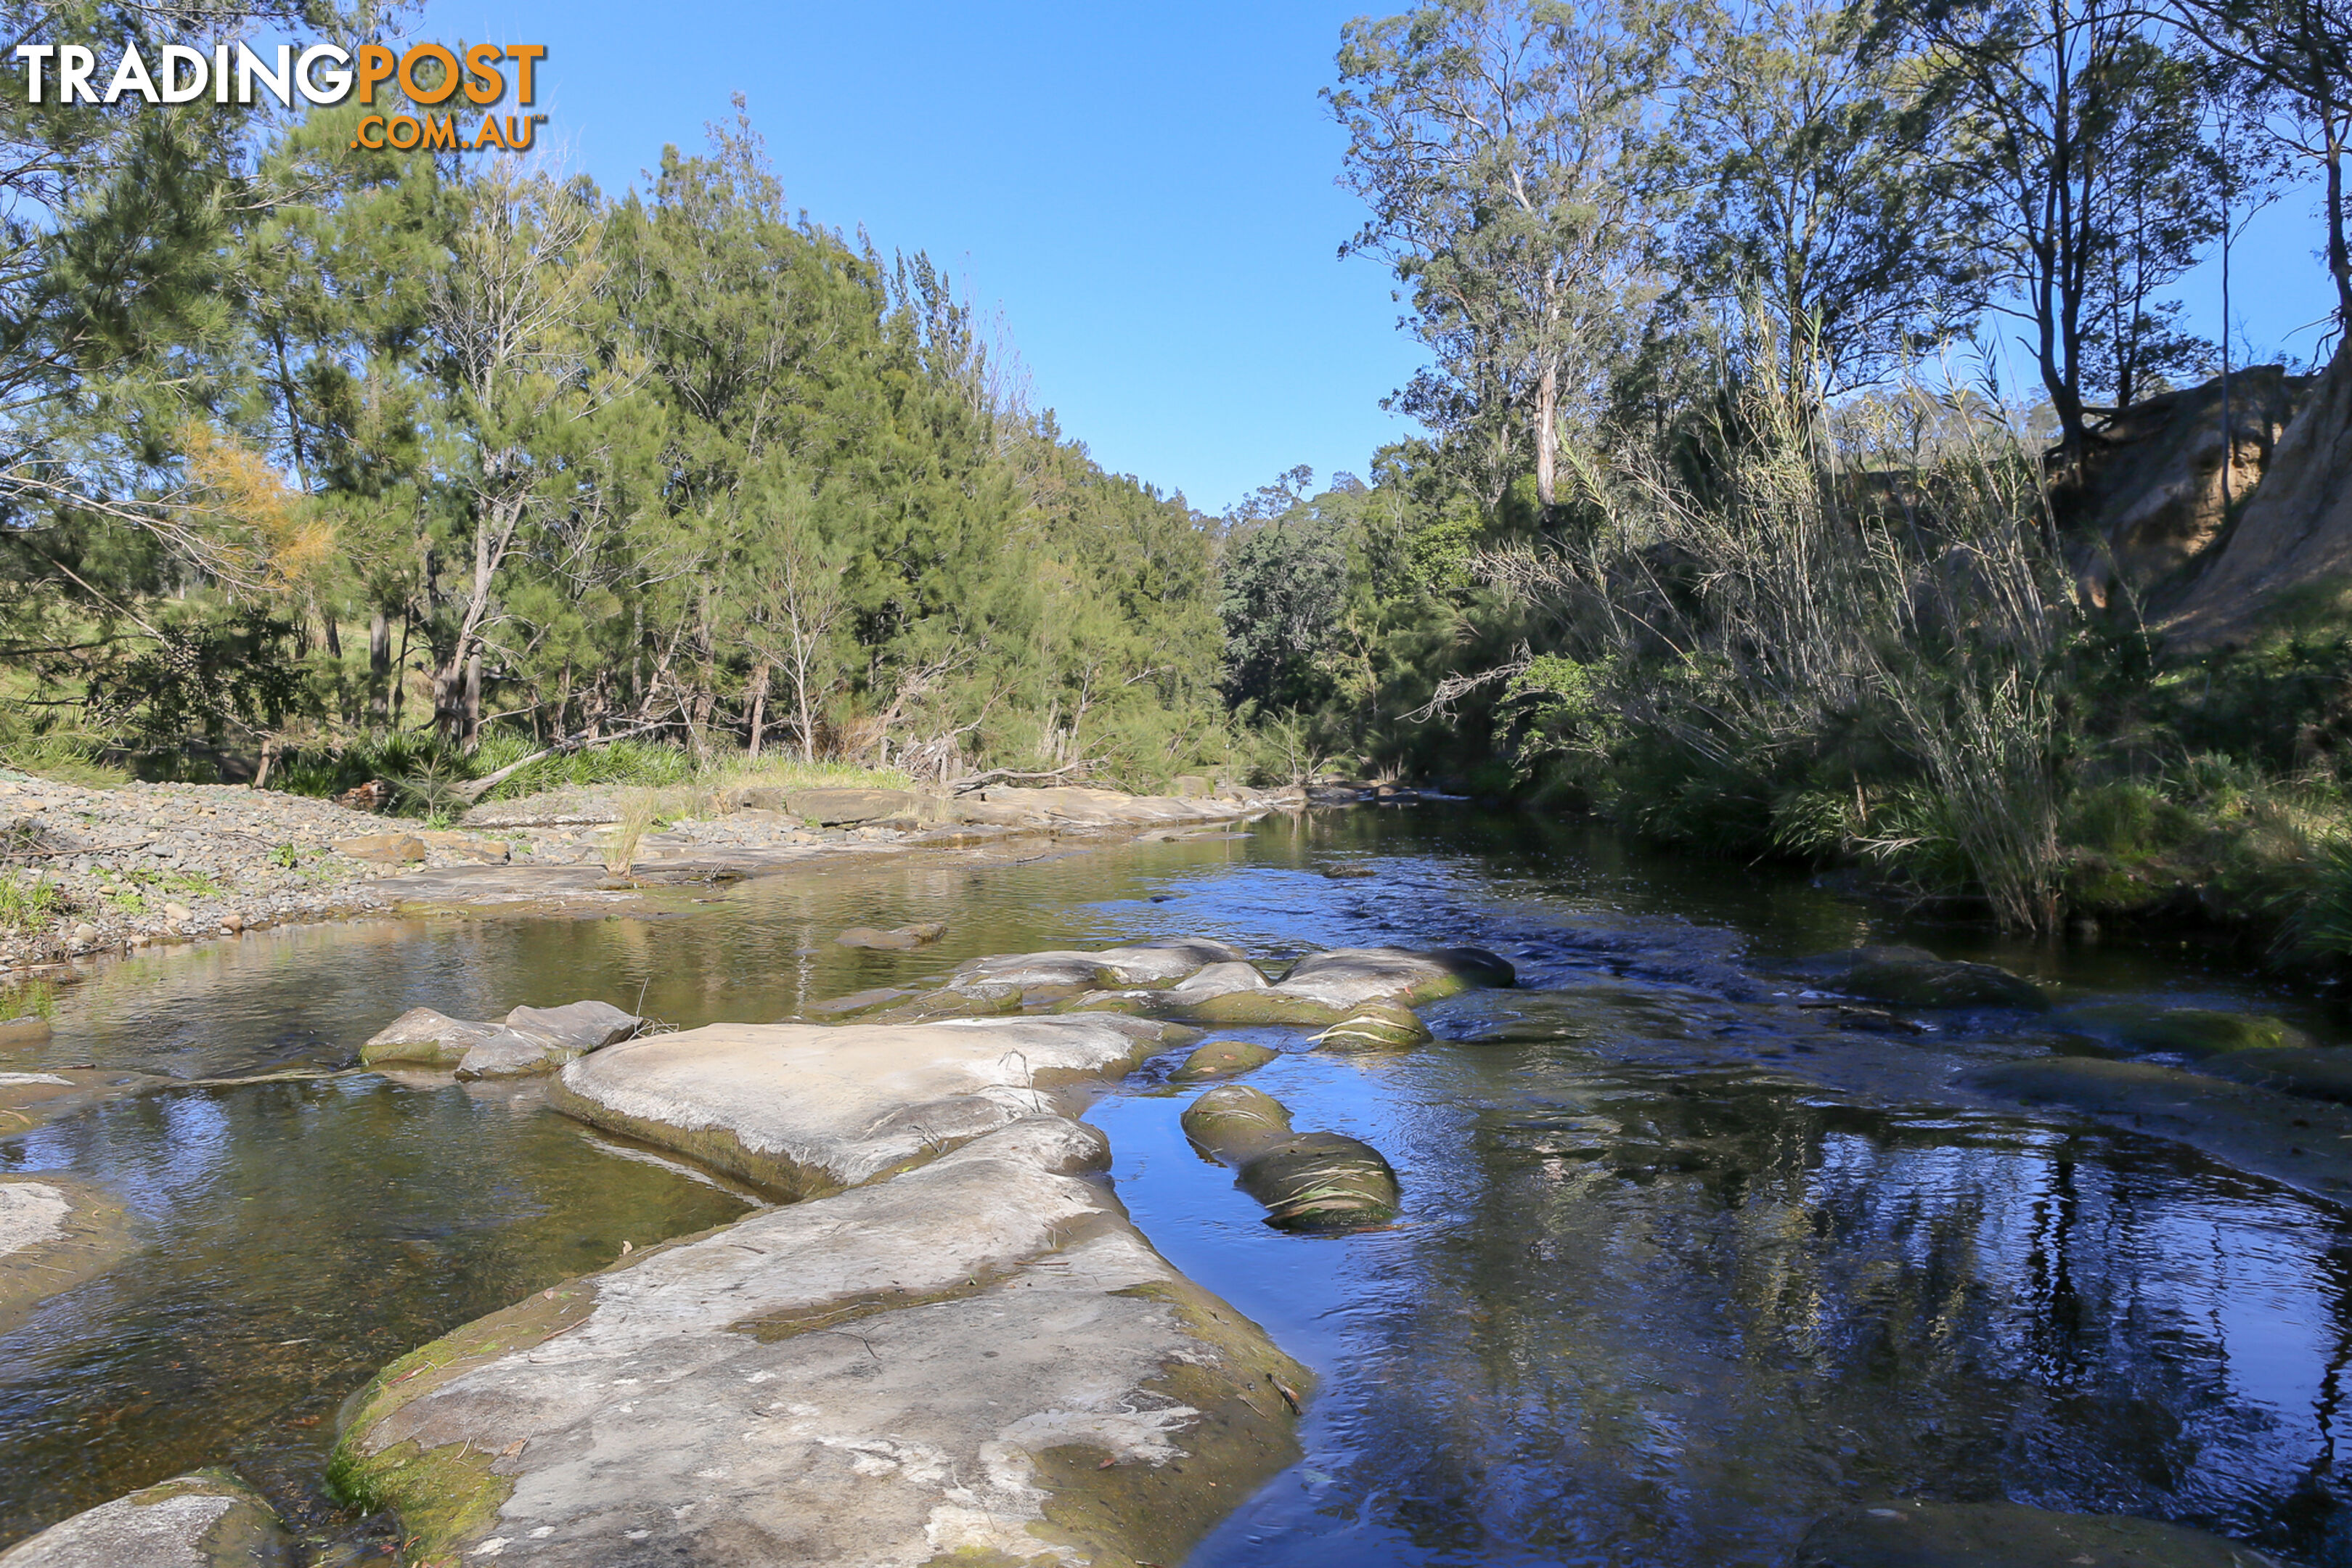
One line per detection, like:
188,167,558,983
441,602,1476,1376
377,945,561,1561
1328,0,1672,520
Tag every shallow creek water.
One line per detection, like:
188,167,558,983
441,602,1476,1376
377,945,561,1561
3,808,2350,1564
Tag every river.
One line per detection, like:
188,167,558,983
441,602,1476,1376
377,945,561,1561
1,807,2345,1565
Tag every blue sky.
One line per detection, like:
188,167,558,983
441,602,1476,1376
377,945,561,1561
420,1,2343,512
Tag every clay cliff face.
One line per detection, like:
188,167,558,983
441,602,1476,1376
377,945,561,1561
2162,344,2352,649
2059,365,2314,611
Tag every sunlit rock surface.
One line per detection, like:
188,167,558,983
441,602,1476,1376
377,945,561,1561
331,1118,1307,1568
0,1470,290,1568
547,1015,1157,1198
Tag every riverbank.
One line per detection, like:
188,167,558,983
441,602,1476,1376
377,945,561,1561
0,775,1304,984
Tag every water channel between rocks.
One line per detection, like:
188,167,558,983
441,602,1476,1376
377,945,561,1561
2,807,2349,1566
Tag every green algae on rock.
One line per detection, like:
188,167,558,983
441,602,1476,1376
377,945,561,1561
1169,1039,1280,1082
1315,1000,1433,1053
1180,1084,1401,1232
330,1116,1310,1567
2203,1045,2352,1103
0,1469,292,1568
1794,1498,2283,1567
1804,948,2050,1011
2054,1003,2311,1058
1186,945,1511,1026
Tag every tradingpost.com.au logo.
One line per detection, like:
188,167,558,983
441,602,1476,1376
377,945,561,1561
13,41,549,150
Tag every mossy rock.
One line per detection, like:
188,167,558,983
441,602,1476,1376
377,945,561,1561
1794,1498,2283,1567
1048,989,1154,1016
2203,1045,2352,1103
0,1468,294,1567
870,982,1024,1024
1169,1040,1279,1082
1186,989,1349,1027
358,1007,494,1068
1837,957,2049,1012
1314,1002,1432,1053
1238,1132,1400,1233
2054,1003,2310,1058
1180,1085,1294,1161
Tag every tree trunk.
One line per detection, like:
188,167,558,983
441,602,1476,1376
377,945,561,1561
368,611,391,724
1533,359,1559,514
2328,118,2351,331
748,661,770,760
472,656,486,738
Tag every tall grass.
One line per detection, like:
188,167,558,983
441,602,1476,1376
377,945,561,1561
1479,360,2078,931
600,790,658,876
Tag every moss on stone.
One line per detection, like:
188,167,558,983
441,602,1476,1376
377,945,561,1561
1313,1001,1432,1053
1839,957,2049,1011
1185,990,1347,1027
1238,1132,1401,1232
1179,1085,1294,1163
1020,1275,1312,1568
2057,1003,2310,1057
327,1435,512,1568
1169,1040,1279,1082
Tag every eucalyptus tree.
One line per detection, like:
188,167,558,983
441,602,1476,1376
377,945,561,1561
1670,0,1983,400
1328,0,1673,520
1886,0,2228,458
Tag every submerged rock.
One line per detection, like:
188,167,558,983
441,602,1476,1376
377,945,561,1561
1807,948,2049,1011
1315,1000,1433,1053
1795,1498,2282,1567
330,1117,1309,1568
0,1469,290,1568
2054,1003,2309,1058
1961,1056,2352,1200
1180,1085,1401,1232
547,1016,1155,1198
1169,1039,1281,1082
0,1172,132,1336
0,1014,51,1045
2201,1045,2352,1103
833,920,947,950
0,1068,160,1136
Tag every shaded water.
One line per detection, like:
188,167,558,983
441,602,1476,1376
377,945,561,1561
4,810,2349,1564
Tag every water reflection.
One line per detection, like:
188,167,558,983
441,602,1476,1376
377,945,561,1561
1,809,2348,1564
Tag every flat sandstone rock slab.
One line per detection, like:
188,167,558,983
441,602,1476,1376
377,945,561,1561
547,1016,1155,1196
0,1173,133,1336
0,1469,290,1568
332,1117,1308,1568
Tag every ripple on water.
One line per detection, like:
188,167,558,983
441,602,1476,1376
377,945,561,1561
0,807,2347,1565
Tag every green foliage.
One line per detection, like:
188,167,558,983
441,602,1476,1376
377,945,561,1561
0,873,67,932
